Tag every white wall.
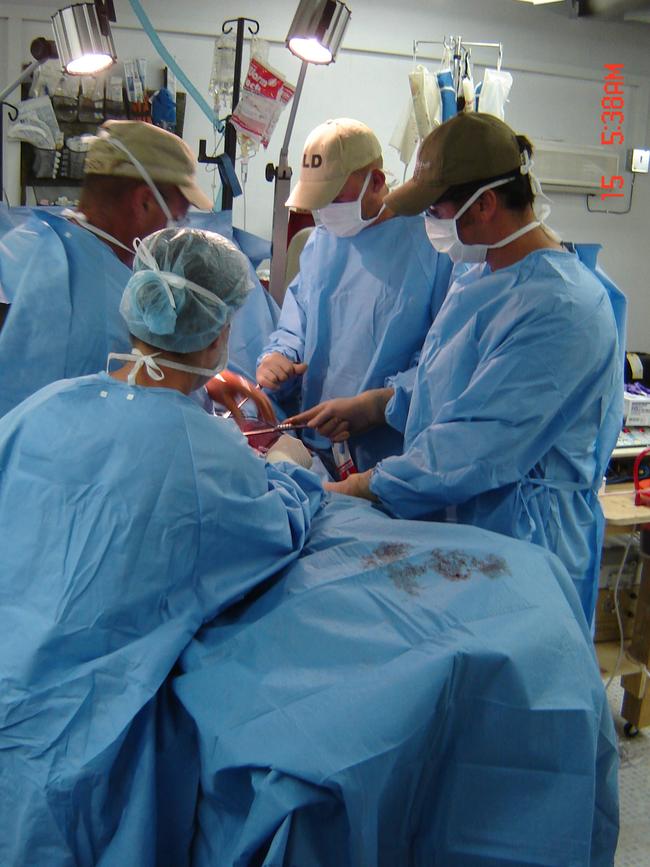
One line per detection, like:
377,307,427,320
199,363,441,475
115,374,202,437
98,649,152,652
2,0,650,347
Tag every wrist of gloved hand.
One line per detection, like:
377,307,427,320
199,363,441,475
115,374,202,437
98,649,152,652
266,434,313,469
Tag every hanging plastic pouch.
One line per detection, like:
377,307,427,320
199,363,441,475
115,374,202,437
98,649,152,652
409,65,441,140
477,68,513,121
389,97,419,167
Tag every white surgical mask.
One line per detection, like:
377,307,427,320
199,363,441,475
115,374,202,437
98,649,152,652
107,348,226,390
316,172,385,238
425,161,552,264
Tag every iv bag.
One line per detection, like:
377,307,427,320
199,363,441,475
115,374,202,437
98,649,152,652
210,34,236,116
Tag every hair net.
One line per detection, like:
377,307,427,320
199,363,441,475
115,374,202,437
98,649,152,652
120,227,254,353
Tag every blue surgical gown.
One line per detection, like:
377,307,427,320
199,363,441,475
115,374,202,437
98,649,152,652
0,207,279,416
176,495,618,867
0,373,322,865
0,209,132,417
371,247,625,622
185,208,280,381
259,216,453,470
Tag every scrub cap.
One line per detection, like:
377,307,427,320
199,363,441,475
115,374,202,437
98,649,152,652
120,227,254,353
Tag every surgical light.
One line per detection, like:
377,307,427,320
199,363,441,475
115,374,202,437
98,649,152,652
286,0,352,65
51,2,117,75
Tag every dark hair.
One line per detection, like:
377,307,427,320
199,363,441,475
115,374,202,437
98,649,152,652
437,135,535,212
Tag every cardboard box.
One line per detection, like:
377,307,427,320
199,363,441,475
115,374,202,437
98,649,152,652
624,393,650,427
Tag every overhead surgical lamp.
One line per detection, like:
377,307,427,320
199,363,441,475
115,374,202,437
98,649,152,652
286,0,352,64
267,0,351,303
51,1,117,75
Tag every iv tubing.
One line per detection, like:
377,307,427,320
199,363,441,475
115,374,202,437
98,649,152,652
127,0,224,132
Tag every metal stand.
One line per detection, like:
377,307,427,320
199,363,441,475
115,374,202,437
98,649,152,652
0,102,18,203
266,60,308,305
220,17,259,211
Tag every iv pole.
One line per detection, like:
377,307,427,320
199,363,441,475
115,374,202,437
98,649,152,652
266,60,308,305
220,17,259,211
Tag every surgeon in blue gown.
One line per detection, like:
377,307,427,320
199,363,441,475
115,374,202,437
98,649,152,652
293,114,625,624
256,118,453,472
0,120,279,418
0,227,322,865
0,120,203,417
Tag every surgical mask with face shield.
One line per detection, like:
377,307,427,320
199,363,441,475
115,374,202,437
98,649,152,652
315,171,386,238
424,154,552,264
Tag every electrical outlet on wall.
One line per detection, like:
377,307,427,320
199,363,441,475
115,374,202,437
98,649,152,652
629,148,650,173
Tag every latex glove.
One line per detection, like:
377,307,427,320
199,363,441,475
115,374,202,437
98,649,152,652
206,370,277,425
266,434,313,469
325,469,378,502
257,352,308,390
288,388,394,442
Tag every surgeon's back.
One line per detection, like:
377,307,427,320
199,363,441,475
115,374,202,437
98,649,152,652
0,371,320,865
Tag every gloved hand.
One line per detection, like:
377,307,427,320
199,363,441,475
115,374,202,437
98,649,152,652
206,370,277,425
266,434,313,469
287,388,394,442
256,352,308,390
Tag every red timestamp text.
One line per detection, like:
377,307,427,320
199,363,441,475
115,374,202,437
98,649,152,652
600,64,624,200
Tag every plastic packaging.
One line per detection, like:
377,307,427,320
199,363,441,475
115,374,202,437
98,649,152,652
408,65,441,140
62,134,93,179
151,88,176,131
477,69,513,121
79,75,105,123
29,61,64,99
124,59,145,103
389,97,419,167
230,57,295,149
51,74,79,122
7,96,63,150
332,441,357,480
105,77,126,119
209,34,236,117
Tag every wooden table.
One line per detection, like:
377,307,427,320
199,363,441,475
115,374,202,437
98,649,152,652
598,485,650,734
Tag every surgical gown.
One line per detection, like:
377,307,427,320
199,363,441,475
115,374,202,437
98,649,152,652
186,209,280,381
0,207,279,417
0,209,132,417
371,247,625,622
259,216,453,470
176,495,618,866
0,373,322,866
